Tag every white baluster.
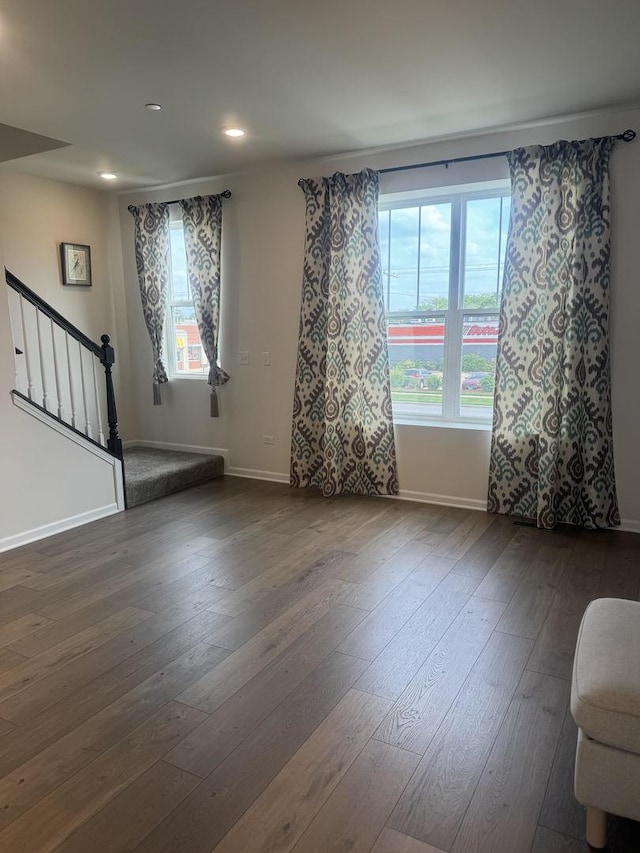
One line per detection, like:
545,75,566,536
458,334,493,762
50,320,63,420
79,343,92,439
65,333,78,429
92,355,105,446
35,310,49,411
19,297,35,401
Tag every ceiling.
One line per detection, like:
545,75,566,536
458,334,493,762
1,0,640,190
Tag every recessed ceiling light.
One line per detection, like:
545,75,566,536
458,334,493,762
98,171,118,181
224,127,245,138
145,103,162,111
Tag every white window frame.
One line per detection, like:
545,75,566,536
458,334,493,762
379,180,510,428
165,217,208,381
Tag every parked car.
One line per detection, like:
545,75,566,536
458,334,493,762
403,368,431,389
461,371,491,391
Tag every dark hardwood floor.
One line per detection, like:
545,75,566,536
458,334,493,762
0,477,638,852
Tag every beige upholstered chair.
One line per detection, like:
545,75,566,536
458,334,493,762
571,598,640,849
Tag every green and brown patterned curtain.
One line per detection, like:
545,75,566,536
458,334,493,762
179,194,230,417
128,202,170,405
488,138,619,529
290,169,398,497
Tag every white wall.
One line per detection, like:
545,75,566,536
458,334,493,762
117,106,640,528
0,171,127,549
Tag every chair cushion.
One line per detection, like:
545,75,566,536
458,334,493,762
571,598,640,754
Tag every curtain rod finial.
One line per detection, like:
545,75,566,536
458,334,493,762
621,129,636,142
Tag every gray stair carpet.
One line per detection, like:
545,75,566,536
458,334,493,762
123,447,225,508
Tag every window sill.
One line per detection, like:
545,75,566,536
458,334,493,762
168,373,209,382
393,416,492,431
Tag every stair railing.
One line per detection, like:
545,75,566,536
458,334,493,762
5,268,123,460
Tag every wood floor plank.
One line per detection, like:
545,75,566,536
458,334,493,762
202,530,309,590
208,534,330,617
208,549,350,650
0,717,15,736
450,670,570,853
538,706,585,841
291,740,420,853
495,550,567,639
530,826,585,853
211,688,393,853
0,481,633,853
178,576,351,713
0,605,225,724
597,545,640,600
0,566,47,593
328,504,411,557
334,535,435,586
526,563,601,680
339,548,450,612
0,701,207,853
0,606,153,706
450,516,518,578
354,572,479,700
0,608,227,778
0,585,46,624
430,512,494,561
133,651,369,853
388,631,534,849
165,603,366,777
473,527,543,602
371,828,447,853
0,613,54,649
374,596,506,753
337,562,459,662
52,760,201,853
0,642,228,829
0,647,28,675
6,597,142,658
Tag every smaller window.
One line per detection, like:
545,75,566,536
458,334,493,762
166,221,209,378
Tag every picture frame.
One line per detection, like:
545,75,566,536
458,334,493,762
60,242,92,286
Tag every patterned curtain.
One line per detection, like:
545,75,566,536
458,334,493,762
488,138,619,530
290,168,398,497
179,195,230,417
128,203,170,405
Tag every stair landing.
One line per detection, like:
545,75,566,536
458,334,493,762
123,447,224,508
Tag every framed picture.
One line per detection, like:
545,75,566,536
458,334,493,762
60,242,92,286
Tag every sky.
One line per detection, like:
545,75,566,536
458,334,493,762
379,194,511,312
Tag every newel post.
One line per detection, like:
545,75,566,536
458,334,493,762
100,334,123,460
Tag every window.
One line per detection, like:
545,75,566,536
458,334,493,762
166,220,209,377
379,182,510,424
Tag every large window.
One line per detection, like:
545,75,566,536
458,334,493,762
166,220,209,378
379,183,510,424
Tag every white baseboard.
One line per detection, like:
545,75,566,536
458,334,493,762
226,468,486,509
391,489,486,511
619,519,640,534
0,503,120,554
226,467,290,484
123,439,229,463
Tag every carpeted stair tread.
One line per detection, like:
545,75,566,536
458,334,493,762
124,447,224,508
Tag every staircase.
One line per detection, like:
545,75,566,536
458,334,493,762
5,269,224,516
123,447,224,508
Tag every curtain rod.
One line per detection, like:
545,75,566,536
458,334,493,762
378,129,636,175
162,189,232,205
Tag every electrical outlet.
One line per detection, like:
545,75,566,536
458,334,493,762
263,435,275,445
262,351,271,366
238,351,250,365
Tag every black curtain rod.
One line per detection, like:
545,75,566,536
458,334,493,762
162,189,232,205
378,129,636,175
